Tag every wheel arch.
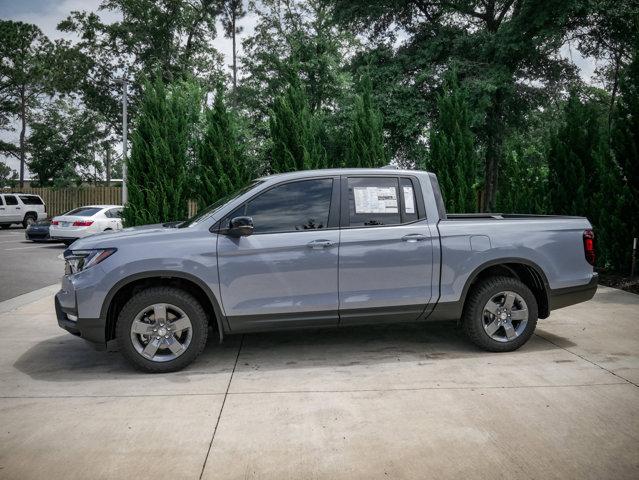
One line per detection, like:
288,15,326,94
101,271,226,344
461,258,551,319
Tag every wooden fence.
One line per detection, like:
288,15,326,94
8,186,201,219
8,187,122,217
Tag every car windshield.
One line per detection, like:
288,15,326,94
179,181,263,228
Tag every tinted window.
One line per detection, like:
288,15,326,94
243,179,333,233
0,196,4,205
4,195,17,205
106,208,123,218
348,177,401,227
19,195,44,205
66,207,102,217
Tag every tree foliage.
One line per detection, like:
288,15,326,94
197,87,252,208
344,73,386,168
425,70,476,213
122,78,200,226
268,75,327,173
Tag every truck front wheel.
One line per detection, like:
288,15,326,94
116,287,209,372
462,276,538,352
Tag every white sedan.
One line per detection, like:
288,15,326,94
50,205,124,245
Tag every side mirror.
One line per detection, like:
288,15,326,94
227,216,254,237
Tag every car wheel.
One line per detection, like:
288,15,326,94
116,287,209,373
22,214,37,228
462,276,538,352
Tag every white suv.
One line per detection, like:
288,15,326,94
0,193,47,229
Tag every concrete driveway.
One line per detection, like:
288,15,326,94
0,286,637,479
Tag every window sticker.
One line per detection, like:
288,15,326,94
403,186,415,214
353,186,398,214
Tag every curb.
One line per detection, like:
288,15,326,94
0,284,59,315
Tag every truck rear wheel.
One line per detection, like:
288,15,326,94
116,287,208,372
462,276,538,352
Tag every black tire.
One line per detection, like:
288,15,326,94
462,276,538,352
116,287,208,373
22,213,36,228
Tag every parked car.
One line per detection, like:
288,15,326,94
55,169,598,373
0,193,47,229
25,219,52,242
49,205,124,245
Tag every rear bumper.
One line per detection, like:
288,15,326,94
549,273,598,310
55,289,106,350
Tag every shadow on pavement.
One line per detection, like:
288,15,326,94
14,321,564,381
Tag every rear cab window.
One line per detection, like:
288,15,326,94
344,176,423,227
65,207,102,217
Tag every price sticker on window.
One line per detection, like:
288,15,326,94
353,186,398,214
403,186,415,214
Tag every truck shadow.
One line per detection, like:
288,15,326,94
13,321,568,383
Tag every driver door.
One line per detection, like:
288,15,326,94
217,177,341,332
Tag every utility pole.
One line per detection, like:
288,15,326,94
115,77,129,204
105,145,111,187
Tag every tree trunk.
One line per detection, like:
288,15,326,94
105,147,111,186
19,86,26,187
482,91,504,212
232,8,237,89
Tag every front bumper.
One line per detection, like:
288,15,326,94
55,277,107,350
549,273,598,310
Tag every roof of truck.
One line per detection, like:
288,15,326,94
257,168,431,182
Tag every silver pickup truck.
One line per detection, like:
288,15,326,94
55,168,598,372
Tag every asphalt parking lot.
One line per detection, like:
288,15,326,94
0,226,65,302
0,283,637,479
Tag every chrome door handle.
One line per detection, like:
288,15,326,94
307,239,336,249
402,234,427,242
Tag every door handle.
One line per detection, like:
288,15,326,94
16,207,21,210
402,233,427,242
307,239,336,249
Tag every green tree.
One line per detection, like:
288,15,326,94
123,78,200,226
0,21,52,186
612,41,639,255
268,76,327,173
28,98,104,186
344,72,386,168
197,87,252,208
425,71,476,213
327,0,584,210
0,161,18,188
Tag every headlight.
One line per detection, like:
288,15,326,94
64,248,116,275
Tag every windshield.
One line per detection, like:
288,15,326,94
179,181,263,228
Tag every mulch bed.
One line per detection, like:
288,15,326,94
597,271,639,295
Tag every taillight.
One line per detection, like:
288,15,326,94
583,229,595,266
51,220,59,225
72,220,94,227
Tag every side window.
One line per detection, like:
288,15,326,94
243,178,334,234
106,208,122,218
400,177,419,223
0,196,4,206
348,177,402,227
4,195,18,206
19,195,43,205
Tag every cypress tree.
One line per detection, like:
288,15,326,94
123,77,200,226
612,43,639,267
197,87,251,209
425,70,476,213
344,73,386,168
268,75,326,173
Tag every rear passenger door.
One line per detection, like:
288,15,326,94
338,175,435,325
